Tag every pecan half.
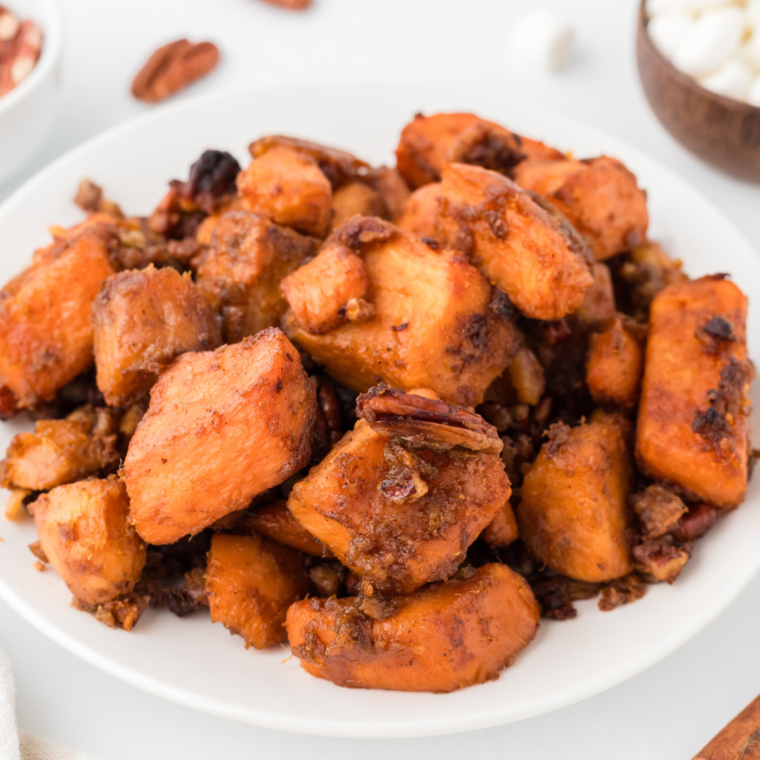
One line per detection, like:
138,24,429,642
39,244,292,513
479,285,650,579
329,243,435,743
257,0,312,9
131,39,219,104
356,384,503,455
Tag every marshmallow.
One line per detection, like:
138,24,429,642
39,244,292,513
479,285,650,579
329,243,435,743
747,0,760,29
747,73,760,104
513,11,574,73
699,58,753,97
648,12,695,58
646,0,734,15
737,31,760,73
672,6,745,76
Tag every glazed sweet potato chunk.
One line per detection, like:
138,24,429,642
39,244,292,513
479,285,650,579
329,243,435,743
519,415,634,582
123,328,316,544
395,112,562,189
636,276,751,508
331,181,387,228
286,563,540,692
482,501,519,547
29,476,146,605
196,210,318,343
241,501,330,557
0,228,115,408
396,182,442,239
515,157,649,261
281,217,517,407
237,145,332,238
0,406,119,491
586,317,644,411
206,533,309,649
288,387,510,595
93,266,221,407
575,262,616,330
438,162,593,320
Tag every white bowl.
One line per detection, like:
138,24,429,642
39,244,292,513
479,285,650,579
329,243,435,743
0,0,62,185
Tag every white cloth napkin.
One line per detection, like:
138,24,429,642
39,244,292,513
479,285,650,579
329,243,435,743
0,649,103,760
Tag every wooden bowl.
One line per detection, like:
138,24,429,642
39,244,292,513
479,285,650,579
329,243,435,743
636,0,760,182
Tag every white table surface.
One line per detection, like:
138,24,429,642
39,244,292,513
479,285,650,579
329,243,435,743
2,0,760,757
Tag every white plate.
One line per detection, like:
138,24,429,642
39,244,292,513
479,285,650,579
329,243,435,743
0,83,758,739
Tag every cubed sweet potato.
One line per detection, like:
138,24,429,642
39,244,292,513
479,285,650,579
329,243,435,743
196,210,318,343
0,228,115,408
281,217,518,407
519,415,634,582
29,475,146,605
395,112,562,189
365,166,410,222
515,157,649,261
586,317,644,411
438,162,594,320
636,276,751,508
287,388,510,595
240,500,330,557
331,181,387,228
93,266,221,407
237,145,332,238
575,262,616,330
206,532,309,649
481,501,519,546
1,406,119,491
396,182,442,239
286,563,540,692
122,328,316,544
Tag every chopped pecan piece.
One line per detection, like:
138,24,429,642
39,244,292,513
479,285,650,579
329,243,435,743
356,384,503,455
633,536,690,584
630,484,687,539
672,504,718,543
131,39,219,104
598,574,647,611
73,179,123,218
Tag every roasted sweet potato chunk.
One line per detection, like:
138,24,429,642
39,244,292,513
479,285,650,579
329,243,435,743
365,166,410,222
575,262,616,330
482,501,519,546
286,563,539,692
396,182,442,239
281,217,517,407
206,532,309,649
586,317,644,411
93,266,221,407
395,112,562,189
331,181,387,228
288,387,509,595
519,415,634,582
438,162,593,320
123,328,316,544
241,500,330,557
196,210,317,343
237,145,332,238
636,276,751,508
29,475,146,605
0,406,118,491
515,157,649,261
0,228,115,408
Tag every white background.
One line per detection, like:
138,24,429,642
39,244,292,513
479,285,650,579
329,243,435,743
2,0,760,757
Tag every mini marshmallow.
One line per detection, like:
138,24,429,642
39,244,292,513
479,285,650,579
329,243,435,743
513,11,574,73
646,0,734,15
747,0,760,29
747,73,760,104
672,6,745,76
699,58,753,98
649,12,695,58
737,31,760,73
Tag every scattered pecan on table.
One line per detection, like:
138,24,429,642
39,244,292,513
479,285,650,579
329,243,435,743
131,39,219,104
257,0,313,9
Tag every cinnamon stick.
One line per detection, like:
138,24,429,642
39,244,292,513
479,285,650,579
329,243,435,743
694,694,760,759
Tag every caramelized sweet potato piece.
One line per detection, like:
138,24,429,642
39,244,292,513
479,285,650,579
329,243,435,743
206,532,309,649
636,276,751,508
365,166,410,222
396,182,442,239
123,329,316,544
282,217,517,407
438,163,593,320
482,501,519,546
196,210,317,342
241,500,330,557
237,145,332,238
0,406,118,491
93,266,221,407
586,317,644,411
286,563,539,692
519,415,634,582
515,157,649,261
331,181,387,228
29,476,146,605
575,262,616,330
0,228,115,408
395,112,562,189
288,388,509,595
